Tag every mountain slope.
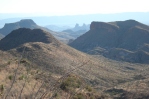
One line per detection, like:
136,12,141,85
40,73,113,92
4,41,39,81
0,28,128,86
69,20,149,63
0,28,59,51
0,28,130,84
0,28,149,98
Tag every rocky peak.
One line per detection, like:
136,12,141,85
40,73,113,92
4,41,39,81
3,19,36,28
75,23,79,28
19,19,37,27
0,19,39,36
90,21,118,30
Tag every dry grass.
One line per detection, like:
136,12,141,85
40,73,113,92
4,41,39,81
1,42,149,99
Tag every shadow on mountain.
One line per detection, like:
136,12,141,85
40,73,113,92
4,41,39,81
0,28,59,51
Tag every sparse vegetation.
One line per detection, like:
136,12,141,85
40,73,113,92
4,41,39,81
105,88,126,96
0,26,149,99
85,85,93,92
60,74,82,93
133,74,146,80
18,75,26,80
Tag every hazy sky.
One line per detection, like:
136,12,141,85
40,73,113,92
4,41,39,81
0,0,149,16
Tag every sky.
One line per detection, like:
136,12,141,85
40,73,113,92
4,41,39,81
0,0,149,16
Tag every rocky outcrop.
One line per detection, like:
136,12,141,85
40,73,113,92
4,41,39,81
90,21,119,31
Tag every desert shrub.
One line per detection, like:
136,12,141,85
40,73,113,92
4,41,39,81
133,74,145,80
117,91,149,99
105,88,126,95
20,59,30,65
0,84,4,92
60,74,82,93
8,75,13,80
53,92,60,99
85,85,93,92
18,75,26,80
7,61,11,65
72,93,86,99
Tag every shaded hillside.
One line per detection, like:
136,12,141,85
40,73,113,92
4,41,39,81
0,28,59,51
69,20,149,63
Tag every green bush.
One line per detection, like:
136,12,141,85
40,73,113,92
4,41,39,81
60,74,82,92
8,75,13,80
85,85,92,92
18,75,26,80
0,85,4,92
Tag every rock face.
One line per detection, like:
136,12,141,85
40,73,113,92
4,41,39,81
72,23,89,31
0,28,60,51
0,19,40,36
90,21,118,30
69,20,149,63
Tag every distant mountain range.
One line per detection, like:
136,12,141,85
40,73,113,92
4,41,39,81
69,20,149,63
46,23,89,32
61,23,90,40
0,19,77,43
45,23,89,43
0,19,40,36
71,23,90,31
45,25,71,32
0,12,149,28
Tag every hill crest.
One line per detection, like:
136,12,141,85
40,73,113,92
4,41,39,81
0,19,39,36
0,28,60,51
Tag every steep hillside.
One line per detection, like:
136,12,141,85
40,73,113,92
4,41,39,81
0,28,131,86
0,28,59,51
1,28,149,98
70,20,149,63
